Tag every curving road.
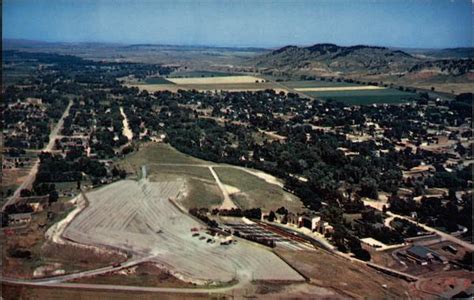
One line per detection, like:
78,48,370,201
386,211,474,251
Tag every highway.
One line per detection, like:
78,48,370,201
3,99,73,211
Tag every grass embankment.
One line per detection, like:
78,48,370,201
214,166,303,212
117,143,304,211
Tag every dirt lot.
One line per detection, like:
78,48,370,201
63,178,305,284
2,200,124,279
409,270,474,299
70,262,195,288
1,283,216,300
369,240,471,277
2,167,31,197
276,248,410,299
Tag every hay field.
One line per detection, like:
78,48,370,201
63,179,304,284
166,75,263,85
126,82,285,93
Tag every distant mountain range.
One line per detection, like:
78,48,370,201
252,43,473,78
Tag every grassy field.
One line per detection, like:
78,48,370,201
116,143,303,211
119,143,208,170
144,77,175,84
148,165,214,181
282,80,357,88
214,166,303,212
277,80,419,105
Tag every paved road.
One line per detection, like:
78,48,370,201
0,254,247,294
1,277,243,295
387,212,474,251
3,100,73,211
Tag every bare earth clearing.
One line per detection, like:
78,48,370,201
62,178,304,285
119,106,134,141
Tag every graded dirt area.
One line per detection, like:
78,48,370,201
63,178,305,284
275,248,410,299
70,262,195,288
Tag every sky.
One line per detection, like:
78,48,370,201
3,0,472,49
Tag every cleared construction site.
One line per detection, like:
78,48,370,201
62,177,304,285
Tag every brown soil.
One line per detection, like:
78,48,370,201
276,248,410,299
1,283,216,300
2,201,125,279
70,262,194,288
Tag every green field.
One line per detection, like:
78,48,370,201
147,164,214,182
143,77,174,84
277,80,419,105
282,80,357,88
167,70,243,78
304,89,419,105
121,143,208,169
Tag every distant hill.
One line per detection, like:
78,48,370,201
252,43,473,94
403,47,474,59
253,43,419,75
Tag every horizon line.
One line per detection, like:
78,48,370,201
3,37,473,51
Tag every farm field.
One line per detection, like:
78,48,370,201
167,70,242,78
129,82,286,93
281,80,358,88
303,88,419,105
63,178,305,284
294,85,385,92
143,77,175,84
272,79,420,104
126,74,287,93
165,75,261,85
